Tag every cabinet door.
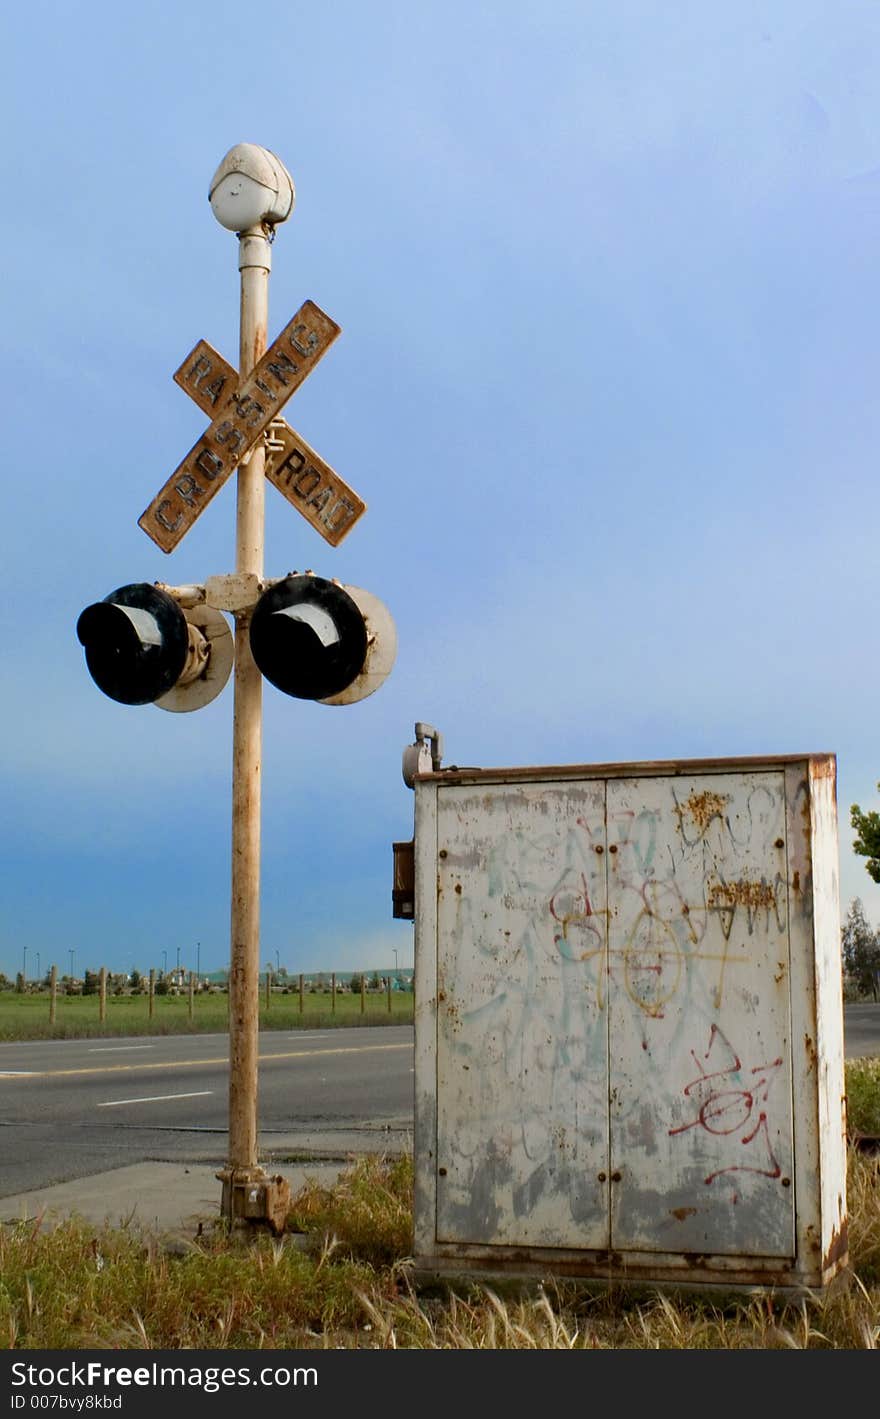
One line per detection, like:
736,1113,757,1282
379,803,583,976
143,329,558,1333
607,773,795,1257
435,780,609,1248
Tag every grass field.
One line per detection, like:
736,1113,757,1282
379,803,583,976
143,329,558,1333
1,1119,878,1350
0,1010,876,1348
0,988,413,1040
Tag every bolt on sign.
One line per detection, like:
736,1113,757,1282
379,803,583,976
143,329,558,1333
173,339,366,548
139,300,352,553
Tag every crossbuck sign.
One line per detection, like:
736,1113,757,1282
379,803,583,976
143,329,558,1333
139,299,366,553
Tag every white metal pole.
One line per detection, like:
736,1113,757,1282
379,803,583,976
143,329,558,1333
225,226,270,1200
207,145,295,1233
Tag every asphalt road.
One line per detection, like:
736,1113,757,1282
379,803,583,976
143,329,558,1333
1,1008,877,1199
841,1001,880,1061
0,1025,414,1195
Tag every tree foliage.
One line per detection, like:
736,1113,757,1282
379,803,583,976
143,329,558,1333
842,897,880,999
851,786,880,884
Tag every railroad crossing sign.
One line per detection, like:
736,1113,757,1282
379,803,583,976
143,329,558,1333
173,337,366,549
138,298,365,553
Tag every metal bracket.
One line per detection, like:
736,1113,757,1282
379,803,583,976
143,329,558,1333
264,418,287,455
414,722,444,771
216,1167,291,1235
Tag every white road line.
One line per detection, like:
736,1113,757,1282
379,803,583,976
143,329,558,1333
88,1045,156,1053
98,1090,213,1108
0,1071,35,1076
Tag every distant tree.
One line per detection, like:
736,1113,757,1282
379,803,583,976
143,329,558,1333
0,973,9,991
15,972,24,994
842,898,880,1000
349,973,364,994
82,970,99,996
154,977,169,996
851,788,880,884
370,972,382,991
130,969,142,990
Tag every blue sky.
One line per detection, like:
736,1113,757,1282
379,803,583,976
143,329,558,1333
3,1,880,981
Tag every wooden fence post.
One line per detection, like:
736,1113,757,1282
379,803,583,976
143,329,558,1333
99,966,107,1023
299,972,304,1015
188,971,195,1021
386,975,392,1013
331,972,336,1013
49,964,57,1025
149,968,155,1019
360,972,365,1015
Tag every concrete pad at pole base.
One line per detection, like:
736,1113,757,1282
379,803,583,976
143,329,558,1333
0,1160,350,1238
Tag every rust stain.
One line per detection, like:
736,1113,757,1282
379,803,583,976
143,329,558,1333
683,790,729,831
419,1253,806,1288
708,879,775,910
822,1218,848,1271
670,1207,698,1221
444,997,461,1035
811,756,836,784
804,1033,817,1070
792,870,800,893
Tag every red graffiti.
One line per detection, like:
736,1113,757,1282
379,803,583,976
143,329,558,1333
669,1024,784,1201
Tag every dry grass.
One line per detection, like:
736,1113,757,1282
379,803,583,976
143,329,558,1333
1,1145,877,1351
2,1060,876,1350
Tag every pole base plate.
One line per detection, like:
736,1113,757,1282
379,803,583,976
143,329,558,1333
216,1167,292,1235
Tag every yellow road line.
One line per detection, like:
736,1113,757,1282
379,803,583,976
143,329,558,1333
0,1042,412,1081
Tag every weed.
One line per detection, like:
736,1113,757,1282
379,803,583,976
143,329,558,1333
1,1144,877,1351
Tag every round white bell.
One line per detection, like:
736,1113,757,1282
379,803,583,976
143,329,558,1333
209,143,295,232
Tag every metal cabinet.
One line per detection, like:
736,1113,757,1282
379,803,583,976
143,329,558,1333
412,755,847,1293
